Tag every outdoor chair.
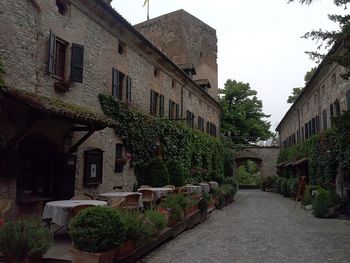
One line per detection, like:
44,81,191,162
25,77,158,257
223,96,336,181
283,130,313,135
173,186,187,194
140,185,151,189
108,197,125,209
163,185,175,190
138,189,156,209
72,204,95,217
122,194,140,211
0,199,12,220
70,194,92,200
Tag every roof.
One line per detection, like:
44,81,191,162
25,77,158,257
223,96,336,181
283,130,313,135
275,40,343,132
195,79,212,89
177,63,197,75
1,88,117,129
293,158,308,166
94,0,222,113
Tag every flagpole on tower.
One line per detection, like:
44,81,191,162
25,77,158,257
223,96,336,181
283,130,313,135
143,0,150,20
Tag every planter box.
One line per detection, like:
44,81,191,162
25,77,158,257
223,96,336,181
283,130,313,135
70,248,115,263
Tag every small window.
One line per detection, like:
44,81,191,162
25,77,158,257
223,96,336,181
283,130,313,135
112,69,125,100
334,99,340,116
322,109,327,131
48,31,68,81
154,68,159,78
56,0,67,15
118,42,125,55
169,100,176,120
171,80,176,89
150,90,159,115
115,144,125,173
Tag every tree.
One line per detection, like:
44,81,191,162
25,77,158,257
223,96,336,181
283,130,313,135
219,79,272,144
287,67,317,104
288,0,350,79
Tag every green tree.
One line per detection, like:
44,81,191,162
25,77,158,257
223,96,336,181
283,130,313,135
287,67,317,104
288,0,350,79
219,79,272,144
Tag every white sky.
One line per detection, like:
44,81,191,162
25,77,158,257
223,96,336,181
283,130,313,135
111,0,345,130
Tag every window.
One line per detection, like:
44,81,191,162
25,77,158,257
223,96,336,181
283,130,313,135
115,144,125,173
322,109,327,131
150,90,159,114
118,42,125,55
112,69,125,100
330,103,334,127
175,103,180,120
347,90,350,111
48,31,84,83
206,121,210,133
209,123,217,137
305,123,309,139
159,95,165,117
186,110,195,128
56,0,67,15
301,127,304,142
334,99,340,116
198,117,204,132
332,73,336,88
154,68,159,78
311,118,316,135
169,100,176,120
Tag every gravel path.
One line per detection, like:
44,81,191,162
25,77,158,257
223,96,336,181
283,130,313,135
140,189,350,263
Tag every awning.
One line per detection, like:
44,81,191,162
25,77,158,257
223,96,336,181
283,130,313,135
1,88,117,130
283,161,295,167
195,79,212,89
276,161,289,167
293,158,309,166
177,63,197,75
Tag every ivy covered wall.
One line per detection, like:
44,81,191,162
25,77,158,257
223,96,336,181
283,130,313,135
277,113,350,188
99,94,233,184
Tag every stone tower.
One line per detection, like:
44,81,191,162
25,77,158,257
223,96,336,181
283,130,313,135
135,9,219,100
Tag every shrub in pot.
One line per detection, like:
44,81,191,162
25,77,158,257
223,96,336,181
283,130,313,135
69,207,125,263
139,158,169,187
160,195,185,226
0,217,52,263
312,188,341,218
144,210,167,233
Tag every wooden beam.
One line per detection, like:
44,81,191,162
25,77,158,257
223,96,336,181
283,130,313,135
69,130,95,153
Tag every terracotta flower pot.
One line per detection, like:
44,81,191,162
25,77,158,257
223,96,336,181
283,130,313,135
115,240,136,259
70,247,115,263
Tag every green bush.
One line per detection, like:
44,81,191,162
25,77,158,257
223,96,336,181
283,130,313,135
287,177,299,197
166,160,185,187
144,210,167,232
220,184,236,198
160,194,188,222
222,177,238,192
303,185,320,205
69,207,125,253
280,177,289,196
261,175,277,190
0,217,52,260
139,158,169,187
312,188,341,218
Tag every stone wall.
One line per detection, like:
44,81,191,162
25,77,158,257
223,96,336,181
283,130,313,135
135,9,219,100
0,0,221,215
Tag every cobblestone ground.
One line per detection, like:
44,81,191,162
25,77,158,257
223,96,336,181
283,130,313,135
140,190,350,263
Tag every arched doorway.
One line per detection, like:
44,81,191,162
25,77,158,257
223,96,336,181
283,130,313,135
17,134,66,199
235,157,262,188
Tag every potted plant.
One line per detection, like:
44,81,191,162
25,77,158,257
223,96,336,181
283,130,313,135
144,210,167,234
0,217,52,263
69,207,125,263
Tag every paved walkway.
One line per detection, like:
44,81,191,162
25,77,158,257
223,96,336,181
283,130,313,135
141,190,350,263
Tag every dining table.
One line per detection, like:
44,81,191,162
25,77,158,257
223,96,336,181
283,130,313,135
97,192,143,208
199,182,210,193
42,200,107,227
137,187,174,200
185,184,203,194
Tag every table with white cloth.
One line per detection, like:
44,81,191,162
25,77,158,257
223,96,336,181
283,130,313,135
98,192,143,209
199,183,210,193
138,187,173,200
42,200,107,227
208,181,219,190
185,185,203,194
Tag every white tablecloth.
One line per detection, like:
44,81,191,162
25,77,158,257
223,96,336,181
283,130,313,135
138,187,173,199
98,192,143,208
199,183,210,193
42,200,107,227
185,185,203,194
208,181,219,189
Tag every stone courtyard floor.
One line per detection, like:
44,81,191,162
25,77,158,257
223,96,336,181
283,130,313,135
140,189,350,263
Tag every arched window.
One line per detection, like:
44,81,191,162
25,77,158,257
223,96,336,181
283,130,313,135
334,99,340,116
56,0,67,15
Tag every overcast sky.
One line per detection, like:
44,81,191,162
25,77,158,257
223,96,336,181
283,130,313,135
111,0,344,130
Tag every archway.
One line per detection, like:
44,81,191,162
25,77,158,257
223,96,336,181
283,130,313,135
235,157,262,188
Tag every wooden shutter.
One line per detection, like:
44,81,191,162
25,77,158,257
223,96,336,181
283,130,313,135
169,100,173,119
159,95,164,117
322,109,327,131
347,90,350,111
48,30,56,74
126,76,132,103
206,121,210,133
112,68,119,97
175,103,179,120
70,43,84,83
150,90,155,113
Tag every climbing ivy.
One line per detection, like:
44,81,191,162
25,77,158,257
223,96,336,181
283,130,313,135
99,94,227,183
277,114,350,189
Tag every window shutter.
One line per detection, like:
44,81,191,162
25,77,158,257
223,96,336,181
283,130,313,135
48,30,56,74
126,76,132,103
347,90,350,111
112,68,119,97
159,95,165,117
322,110,327,131
70,43,84,82
169,100,173,119
175,103,179,119
150,90,154,113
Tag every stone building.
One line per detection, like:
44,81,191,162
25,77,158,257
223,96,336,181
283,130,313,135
0,0,221,219
276,42,350,149
135,9,219,100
